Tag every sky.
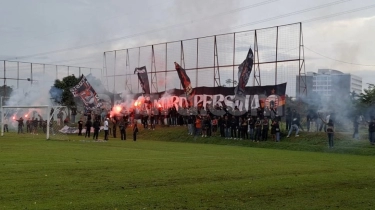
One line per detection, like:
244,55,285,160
0,0,374,94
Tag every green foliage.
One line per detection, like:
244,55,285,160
359,84,375,106
225,79,238,86
0,85,13,98
53,75,80,108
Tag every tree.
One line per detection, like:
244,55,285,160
0,85,13,99
53,75,80,108
225,79,238,87
359,84,375,106
358,84,375,117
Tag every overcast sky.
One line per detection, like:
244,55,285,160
0,0,374,92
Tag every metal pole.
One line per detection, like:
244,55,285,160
138,47,140,93
4,61,6,97
165,43,167,91
196,38,199,87
46,105,50,140
114,51,117,104
233,33,236,87
31,63,33,85
275,26,279,86
298,23,302,97
17,62,19,89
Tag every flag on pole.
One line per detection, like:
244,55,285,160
234,48,253,101
174,62,193,96
134,66,151,97
70,75,102,110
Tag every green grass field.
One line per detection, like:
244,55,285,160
1,126,375,209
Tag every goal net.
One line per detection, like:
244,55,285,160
1,105,69,140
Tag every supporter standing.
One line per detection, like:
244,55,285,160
104,118,109,140
92,118,100,140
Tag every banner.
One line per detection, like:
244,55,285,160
132,83,287,116
234,48,254,101
70,75,103,110
59,125,104,134
174,62,193,96
134,66,151,96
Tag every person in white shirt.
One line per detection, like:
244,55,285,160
104,118,109,140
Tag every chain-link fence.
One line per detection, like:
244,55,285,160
0,60,102,97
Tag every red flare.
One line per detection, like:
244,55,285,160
115,105,122,112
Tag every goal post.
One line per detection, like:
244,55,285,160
1,105,50,139
1,105,68,140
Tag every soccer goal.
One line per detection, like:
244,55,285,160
1,105,69,140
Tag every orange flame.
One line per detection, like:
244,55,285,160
115,105,122,112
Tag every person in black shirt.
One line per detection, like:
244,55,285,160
112,117,117,138
271,119,280,142
32,117,38,135
133,123,139,141
248,117,255,141
26,118,31,133
254,117,262,142
119,120,126,140
187,114,194,135
224,115,230,139
16,117,24,134
230,115,237,139
77,118,83,136
368,116,375,145
85,119,92,138
92,118,100,140
218,116,225,138
150,113,155,130
262,117,269,141
285,107,292,131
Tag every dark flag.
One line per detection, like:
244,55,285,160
234,48,254,101
134,66,151,99
70,75,103,110
174,62,193,96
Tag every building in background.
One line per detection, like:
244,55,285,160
296,69,362,104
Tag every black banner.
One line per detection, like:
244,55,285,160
134,66,151,96
174,62,193,96
70,75,103,110
234,47,254,101
132,83,287,116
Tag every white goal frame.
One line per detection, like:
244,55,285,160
0,105,64,140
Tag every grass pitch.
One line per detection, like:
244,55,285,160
1,127,375,209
